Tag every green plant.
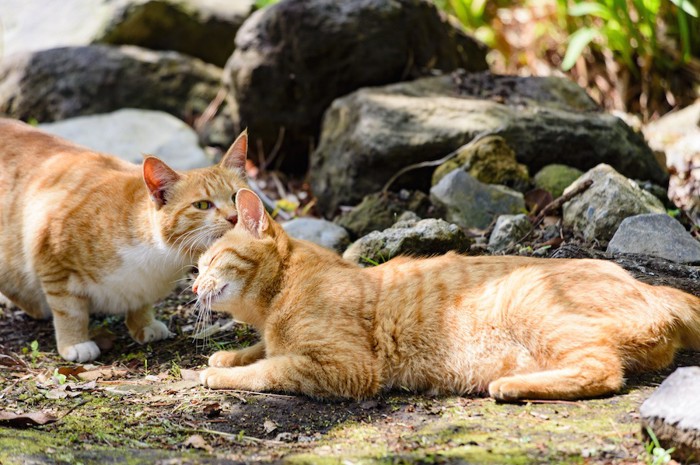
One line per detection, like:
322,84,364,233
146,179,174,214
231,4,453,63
643,426,675,465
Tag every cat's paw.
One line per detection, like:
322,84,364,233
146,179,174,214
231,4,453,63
60,341,101,363
200,368,231,389
132,320,174,344
209,350,244,367
488,377,530,402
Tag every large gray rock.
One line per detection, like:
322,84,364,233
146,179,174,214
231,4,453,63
430,170,526,230
562,164,665,243
606,214,700,264
282,218,350,253
343,217,472,266
640,367,700,462
488,214,533,253
310,73,666,217
334,190,433,240
39,109,212,170
0,45,221,124
3,0,254,66
227,0,488,170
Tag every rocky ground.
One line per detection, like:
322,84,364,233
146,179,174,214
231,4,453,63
1,259,698,465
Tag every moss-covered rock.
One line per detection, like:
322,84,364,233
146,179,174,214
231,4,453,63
432,136,530,192
533,164,583,198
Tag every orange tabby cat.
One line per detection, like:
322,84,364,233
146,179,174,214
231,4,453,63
193,189,700,401
0,119,250,362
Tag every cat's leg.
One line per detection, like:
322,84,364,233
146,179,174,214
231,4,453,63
125,306,174,344
488,354,623,401
200,355,330,397
47,294,100,362
208,341,266,367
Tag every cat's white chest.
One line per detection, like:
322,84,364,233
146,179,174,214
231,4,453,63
77,244,191,314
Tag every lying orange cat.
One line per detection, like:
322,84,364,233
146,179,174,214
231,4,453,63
0,119,249,362
194,189,700,401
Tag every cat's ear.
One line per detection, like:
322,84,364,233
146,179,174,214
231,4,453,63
143,157,181,209
220,129,248,172
235,188,269,239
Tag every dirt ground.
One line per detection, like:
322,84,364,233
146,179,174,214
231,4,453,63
1,280,698,465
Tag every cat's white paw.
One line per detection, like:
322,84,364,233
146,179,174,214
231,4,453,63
200,368,229,389
60,341,101,363
135,320,174,344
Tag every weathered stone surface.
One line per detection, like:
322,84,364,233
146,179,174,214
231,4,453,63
0,45,221,123
3,0,253,67
334,190,433,240
430,170,526,230
432,135,530,191
606,214,700,264
533,164,584,199
227,0,488,170
488,214,533,253
310,74,666,217
343,217,472,266
38,109,211,170
640,367,700,462
562,164,665,243
282,218,350,253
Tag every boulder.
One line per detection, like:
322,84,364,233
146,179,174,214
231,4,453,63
488,214,533,253
533,164,584,199
343,217,472,266
562,164,665,243
0,45,221,124
640,366,700,462
334,190,433,240
606,214,700,264
282,218,350,253
430,170,526,230
227,0,488,170
432,135,530,192
39,109,212,170
3,0,254,66
310,73,667,217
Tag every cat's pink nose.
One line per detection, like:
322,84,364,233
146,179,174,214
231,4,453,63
192,283,199,295
227,213,238,226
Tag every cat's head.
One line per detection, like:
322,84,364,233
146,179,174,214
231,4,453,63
192,188,289,323
142,130,251,257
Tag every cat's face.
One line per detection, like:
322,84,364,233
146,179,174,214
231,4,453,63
193,189,286,319
143,131,250,257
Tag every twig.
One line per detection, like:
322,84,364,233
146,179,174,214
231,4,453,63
381,125,507,194
260,127,286,172
533,179,594,224
194,86,228,132
196,428,285,445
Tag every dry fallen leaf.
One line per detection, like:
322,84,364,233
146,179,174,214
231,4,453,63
180,369,200,382
0,410,58,428
263,420,278,434
183,434,213,453
78,366,128,381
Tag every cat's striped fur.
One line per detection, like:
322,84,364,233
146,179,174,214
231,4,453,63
0,119,250,362
195,189,700,401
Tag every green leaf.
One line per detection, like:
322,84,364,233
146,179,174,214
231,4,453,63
669,0,699,17
568,2,612,19
562,27,599,71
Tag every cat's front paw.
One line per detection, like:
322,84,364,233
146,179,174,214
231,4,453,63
488,377,525,402
60,341,101,363
132,320,174,344
200,368,231,389
209,350,244,367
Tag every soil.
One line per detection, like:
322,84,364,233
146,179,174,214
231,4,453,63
1,242,699,465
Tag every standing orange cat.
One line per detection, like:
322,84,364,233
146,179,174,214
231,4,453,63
194,189,700,401
0,119,250,362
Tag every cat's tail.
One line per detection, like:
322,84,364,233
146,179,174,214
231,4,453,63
663,286,700,350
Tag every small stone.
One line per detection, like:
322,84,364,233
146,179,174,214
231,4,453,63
562,164,665,243
488,214,533,253
533,164,583,198
640,367,700,462
607,214,700,264
282,218,350,253
343,218,472,266
430,169,526,230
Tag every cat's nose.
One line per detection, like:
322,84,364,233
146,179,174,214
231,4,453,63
192,282,199,294
226,213,238,226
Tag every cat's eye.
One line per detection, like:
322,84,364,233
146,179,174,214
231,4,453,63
192,200,214,210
